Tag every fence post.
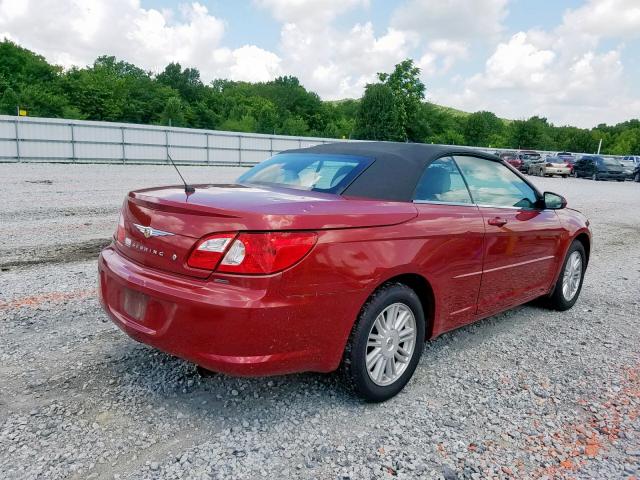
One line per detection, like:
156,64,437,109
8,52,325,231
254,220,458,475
14,118,21,163
238,135,242,166
121,127,126,164
298,139,302,148
70,123,76,162
206,134,210,165
270,137,273,157
165,129,170,164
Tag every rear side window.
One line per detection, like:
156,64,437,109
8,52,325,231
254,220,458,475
454,155,538,209
414,157,472,204
237,153,372,194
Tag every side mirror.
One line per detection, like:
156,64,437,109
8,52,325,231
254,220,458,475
543,191,567,210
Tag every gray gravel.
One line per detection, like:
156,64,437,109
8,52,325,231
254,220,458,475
0,164,639,480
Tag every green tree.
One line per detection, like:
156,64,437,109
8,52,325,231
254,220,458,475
157,63,204,103
353,83,404,141
378,59,425,141
464,111,504,147
0,86,18,114
161,96,185,126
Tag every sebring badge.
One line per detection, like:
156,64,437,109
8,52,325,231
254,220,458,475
133,224,175,239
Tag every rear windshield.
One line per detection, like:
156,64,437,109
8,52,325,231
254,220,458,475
237,153,373,194
548,157,565,164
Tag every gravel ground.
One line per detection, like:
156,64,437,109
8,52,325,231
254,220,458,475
0,163,639,480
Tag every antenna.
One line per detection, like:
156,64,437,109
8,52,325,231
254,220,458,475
167,152,195,194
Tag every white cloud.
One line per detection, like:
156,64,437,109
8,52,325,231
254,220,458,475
0,0,281,82
391,0,509,41
389,0,507,80
436,30,637,127
562,0,640,39
288,23,415,98
254,0,369,27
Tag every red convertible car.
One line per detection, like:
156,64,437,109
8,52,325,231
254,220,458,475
99,143,591,402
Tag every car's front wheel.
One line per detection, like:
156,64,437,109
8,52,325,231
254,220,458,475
547,241,586,311
342,283,425,402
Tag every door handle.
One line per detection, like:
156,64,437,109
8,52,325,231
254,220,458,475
488,217,508,227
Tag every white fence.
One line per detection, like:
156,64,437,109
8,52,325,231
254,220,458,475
0,115,342,165
0,114,615,165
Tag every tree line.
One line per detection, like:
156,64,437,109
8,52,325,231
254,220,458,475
1,40,639,155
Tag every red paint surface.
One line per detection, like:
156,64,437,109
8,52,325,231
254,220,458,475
99,183,591,376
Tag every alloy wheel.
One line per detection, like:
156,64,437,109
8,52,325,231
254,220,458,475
562,251,583,301
365,303,417,386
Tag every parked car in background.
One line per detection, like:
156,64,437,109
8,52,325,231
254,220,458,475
528,156,571,177
620,158,636,180
498,151,522,170
556,152,576,172
573,155,626,181
518,150,541,173
98,142,592,402
621,155,640,167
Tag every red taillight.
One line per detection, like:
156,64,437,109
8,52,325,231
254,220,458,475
187,233,237,270
116,212,126,244
219,232,317,274
188,231,317,274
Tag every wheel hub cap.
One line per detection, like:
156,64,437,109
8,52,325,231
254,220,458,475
562,251,583,301
365,303,417,386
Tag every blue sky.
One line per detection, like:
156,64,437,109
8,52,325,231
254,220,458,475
1,0,639,127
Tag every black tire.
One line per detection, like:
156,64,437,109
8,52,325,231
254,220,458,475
341,282,425,402
562,175,568,178
547,241,587,311
592,173,598,181
573,170,579,178
635,172,640,182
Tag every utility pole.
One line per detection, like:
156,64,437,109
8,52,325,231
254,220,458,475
597,138,602,154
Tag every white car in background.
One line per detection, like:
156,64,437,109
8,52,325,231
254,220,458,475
621,156,640,180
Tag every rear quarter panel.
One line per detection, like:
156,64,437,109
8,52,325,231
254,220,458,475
275,204,485,368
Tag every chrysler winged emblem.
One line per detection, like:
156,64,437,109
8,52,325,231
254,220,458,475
133,224,175,239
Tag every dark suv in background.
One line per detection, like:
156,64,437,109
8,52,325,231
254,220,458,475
573,155,626,181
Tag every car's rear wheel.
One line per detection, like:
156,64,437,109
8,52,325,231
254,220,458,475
341,283,425,402
562,174,568,178
635,172,640,182
547,241,586,311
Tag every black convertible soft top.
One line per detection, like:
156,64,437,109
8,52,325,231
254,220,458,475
286,142,500,202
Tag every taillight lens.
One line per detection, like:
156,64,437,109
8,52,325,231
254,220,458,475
218,232,317,274
187,231,317,274
116,212,126,244
187,233,237,270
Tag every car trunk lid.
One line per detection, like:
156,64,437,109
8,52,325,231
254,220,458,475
115,184,417,278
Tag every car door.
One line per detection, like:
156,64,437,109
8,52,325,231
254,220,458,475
411,156,485,332
454,155,565,316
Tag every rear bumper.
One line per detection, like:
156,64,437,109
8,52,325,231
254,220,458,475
98,246,350,376
543,167,571,175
